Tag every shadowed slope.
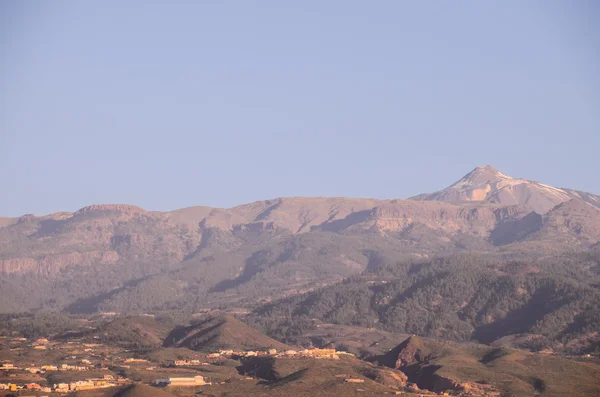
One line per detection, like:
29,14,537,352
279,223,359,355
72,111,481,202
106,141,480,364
163,315,290,352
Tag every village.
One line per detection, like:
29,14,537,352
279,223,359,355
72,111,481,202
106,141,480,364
0,335,357,395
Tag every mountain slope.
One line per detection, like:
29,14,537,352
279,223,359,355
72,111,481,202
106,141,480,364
251,252,600,354
163,315,290,352
370,335,600,397
74,383,176,397
413,165,600,214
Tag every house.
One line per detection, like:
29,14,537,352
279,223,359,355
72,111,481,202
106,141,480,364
156,376,207,386
309,348,336,357
54,383,69,392
345,378,364,383
124,358,149,363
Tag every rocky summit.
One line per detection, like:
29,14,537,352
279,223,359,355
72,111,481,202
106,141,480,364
413,165,600,214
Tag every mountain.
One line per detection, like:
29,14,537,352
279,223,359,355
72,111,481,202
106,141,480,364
413,165,600,214
163,314,290,352
0,166,599,314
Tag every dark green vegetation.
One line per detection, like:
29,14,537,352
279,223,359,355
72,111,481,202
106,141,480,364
2,250,599,357
0,311,81,339
0,231,415,314
1,313,176,349
91,316,174,348
250,251,600,355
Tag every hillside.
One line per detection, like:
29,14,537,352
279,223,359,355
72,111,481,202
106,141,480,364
250,251,600,354
371,335,600,397
0,166,599,314
73,383,176,397
92,316,174,348
163,315,290,352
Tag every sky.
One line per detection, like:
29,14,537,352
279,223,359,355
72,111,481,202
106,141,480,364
1,1,599,217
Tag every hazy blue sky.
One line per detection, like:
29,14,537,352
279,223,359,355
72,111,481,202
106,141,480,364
1,1,599,216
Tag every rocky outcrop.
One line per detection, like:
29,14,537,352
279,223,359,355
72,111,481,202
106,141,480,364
38,250,119,275
74,204,148,218
0,257,38,273
371,336,464,394
0,251,119,275
360,367,408,389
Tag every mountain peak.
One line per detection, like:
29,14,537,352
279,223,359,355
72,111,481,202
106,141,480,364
412,165,600,213
474,165,499,171
460,165,511,185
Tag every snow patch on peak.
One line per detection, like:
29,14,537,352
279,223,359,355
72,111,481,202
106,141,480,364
535,183,571,199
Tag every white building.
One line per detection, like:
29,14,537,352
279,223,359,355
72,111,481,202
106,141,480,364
156,376,207,386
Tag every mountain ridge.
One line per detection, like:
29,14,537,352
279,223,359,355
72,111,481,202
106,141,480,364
1,166,599,315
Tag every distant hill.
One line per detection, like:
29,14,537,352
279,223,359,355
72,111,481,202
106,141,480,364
370,335,600,397
163,315,290,352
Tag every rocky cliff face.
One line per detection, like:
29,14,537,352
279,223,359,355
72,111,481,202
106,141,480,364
372,336,465,393
0,251,118,275
0,204,202,276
